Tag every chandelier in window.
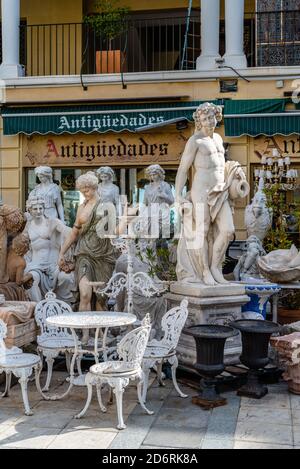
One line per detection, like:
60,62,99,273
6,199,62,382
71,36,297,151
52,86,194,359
254,149,299,191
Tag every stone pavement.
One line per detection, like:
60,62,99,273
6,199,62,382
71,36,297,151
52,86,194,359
0,371,298,449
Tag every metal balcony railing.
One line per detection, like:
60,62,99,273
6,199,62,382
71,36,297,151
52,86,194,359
15,10,299,77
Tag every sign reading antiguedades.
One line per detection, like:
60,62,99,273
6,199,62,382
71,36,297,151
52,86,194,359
57,113,166,132
23,132,189,167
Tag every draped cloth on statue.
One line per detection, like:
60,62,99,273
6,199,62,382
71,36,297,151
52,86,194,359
75,200,118,285
176,161,243,283
207,161,243,222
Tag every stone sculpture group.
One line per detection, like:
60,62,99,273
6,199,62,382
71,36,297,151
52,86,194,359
3,101,300,365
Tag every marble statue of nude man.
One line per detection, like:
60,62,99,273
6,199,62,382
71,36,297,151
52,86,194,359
175,102,249,286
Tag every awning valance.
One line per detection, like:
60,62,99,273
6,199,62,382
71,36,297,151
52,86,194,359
1,101,203,136
224,98,300,137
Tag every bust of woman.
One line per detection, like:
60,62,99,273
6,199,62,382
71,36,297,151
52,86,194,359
96,167,120,214
28,166,65,222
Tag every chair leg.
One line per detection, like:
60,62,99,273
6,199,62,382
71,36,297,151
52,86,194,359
113,379,127,430
65,351,71,373
43,356,54,392
18,370,33,416
142,365,151,404
3,372,12,397
108,386,114,405
156,360,165,387
76,355,83,376
96,384,107,413
75,374,93,419
169,355,188,398
137,374,154,416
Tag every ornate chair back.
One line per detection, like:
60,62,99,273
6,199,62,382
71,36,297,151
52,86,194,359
160,299,189,352
34,291,73,343
117,314,151,370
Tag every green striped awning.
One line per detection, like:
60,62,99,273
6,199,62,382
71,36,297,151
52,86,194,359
1,101,204,136
224,98,300,137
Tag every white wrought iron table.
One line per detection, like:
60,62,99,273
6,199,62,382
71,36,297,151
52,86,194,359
36,311,136,401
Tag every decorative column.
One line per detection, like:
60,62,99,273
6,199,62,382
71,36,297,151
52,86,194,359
0,0,24,78
222,0,247,69
196,0,221,70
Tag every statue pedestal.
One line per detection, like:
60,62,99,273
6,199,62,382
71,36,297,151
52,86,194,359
167,282,250,369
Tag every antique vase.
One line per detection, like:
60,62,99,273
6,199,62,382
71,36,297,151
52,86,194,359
230,319,280,398
184,325,237,409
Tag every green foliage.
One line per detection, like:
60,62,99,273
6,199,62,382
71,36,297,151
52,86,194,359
264,226,293,252
280,291,300,310
140,244,177,282
263,184,294,252
84,0,130,42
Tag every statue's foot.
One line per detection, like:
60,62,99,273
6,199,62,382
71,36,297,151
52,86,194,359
211,268,229,285
203,270,217,286
183,276,203,284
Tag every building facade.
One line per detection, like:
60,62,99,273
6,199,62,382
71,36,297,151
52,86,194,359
0,0,300,240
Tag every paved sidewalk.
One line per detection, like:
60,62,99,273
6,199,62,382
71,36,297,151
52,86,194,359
0,371,298,449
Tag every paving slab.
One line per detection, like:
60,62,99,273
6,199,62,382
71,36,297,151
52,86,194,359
201,439,234,449
235,420,293,446
291,425,300,446
240,393,290,409
47,428,117,449
14,407,74,429
0,425,59,449
154,406,210,429
142,425,205,449
234,440,293,450
238,407,292,426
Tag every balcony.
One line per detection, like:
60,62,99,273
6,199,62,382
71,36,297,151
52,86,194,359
13,10,299,77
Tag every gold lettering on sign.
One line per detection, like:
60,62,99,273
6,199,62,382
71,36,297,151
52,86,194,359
23,132,189,167
254,135,300,161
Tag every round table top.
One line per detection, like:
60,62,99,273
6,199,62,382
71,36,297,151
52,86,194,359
46,311,137,329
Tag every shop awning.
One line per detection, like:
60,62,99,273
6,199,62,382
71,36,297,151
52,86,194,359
1,101,203,136
224,98,300,137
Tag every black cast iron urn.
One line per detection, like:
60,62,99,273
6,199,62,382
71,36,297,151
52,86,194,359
184,324,238,409
230,319,280,399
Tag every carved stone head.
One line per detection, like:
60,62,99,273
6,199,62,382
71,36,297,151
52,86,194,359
35,166,53,183
145,164,165,182
193,102,223,131
96,166,115,183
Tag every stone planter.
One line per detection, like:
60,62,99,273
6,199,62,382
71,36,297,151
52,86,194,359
184,324,237,409
230,319,280,399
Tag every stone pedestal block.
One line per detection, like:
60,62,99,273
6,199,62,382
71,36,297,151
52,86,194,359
166,284,250,369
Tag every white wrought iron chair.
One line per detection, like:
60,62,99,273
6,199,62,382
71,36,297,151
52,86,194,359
142,299,189,403
34,291,82,392
75,314,153,430
0,319,41,415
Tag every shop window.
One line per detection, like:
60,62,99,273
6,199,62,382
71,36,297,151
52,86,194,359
251,163,300,248
25,167,186,230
